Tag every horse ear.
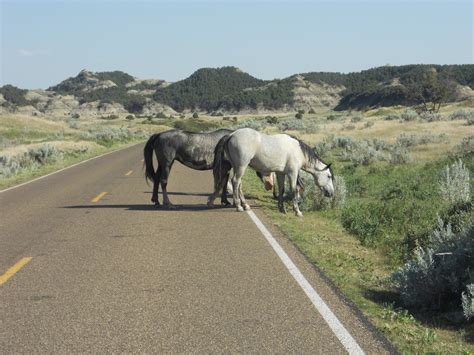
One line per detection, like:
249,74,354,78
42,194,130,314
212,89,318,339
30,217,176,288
325,163,332,170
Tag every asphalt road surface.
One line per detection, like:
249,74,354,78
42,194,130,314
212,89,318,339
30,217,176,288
0,143,396,353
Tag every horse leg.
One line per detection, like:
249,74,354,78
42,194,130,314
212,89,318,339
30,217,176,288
220,170,232,205
272,172,279,200
232,166,247,212
239,181,251,211
276,173,287,214
160,163,174,207
288,172,303,217
151,164,162,206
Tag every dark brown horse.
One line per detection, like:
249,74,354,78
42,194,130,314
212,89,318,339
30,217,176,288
144,128,233,207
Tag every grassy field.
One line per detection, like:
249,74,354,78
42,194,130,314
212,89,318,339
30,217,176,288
1,104,473,352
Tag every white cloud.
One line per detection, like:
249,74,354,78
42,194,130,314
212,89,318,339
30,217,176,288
18,49,33,56
18,49,50,57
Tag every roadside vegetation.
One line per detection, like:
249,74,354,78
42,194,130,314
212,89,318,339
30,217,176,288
240,102,474,353
0,114,156,189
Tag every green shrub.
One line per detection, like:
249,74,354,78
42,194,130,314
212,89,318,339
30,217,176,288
401,109,418,121
449,110,474,121
100,114,119,120
192,112,199,119
308,108,316,114
298,173,347,211
327,114,341,121
364,120,374,128
462,284,474,320
393,219,474,317
234,119,267,131
439,159,470,204
419,111,442,122
390,144,411,165
295,112,303,119
126,114,135,120
277,119,318,133
455,136,474,156
350,114,364,122
174,119,221,132
265,115,278,125
384,113,400,121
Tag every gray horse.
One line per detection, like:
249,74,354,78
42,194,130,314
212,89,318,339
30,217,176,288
144,129,233,207
209,128,334,216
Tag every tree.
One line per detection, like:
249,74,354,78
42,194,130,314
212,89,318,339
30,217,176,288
408,69,452,113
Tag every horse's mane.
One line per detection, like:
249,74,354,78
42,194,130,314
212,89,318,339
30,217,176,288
295,138,322,165
295,137,334,179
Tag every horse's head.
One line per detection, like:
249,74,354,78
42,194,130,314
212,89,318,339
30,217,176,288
308,163,334,197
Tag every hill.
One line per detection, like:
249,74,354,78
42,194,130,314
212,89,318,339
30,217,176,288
1,64,473,116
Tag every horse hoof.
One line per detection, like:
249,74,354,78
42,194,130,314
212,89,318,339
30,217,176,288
243,204,251,211
221,200,231,206
236,206,244,212
279,208,287,214
164,203,176,210
296,212,303,217
207,200,214,207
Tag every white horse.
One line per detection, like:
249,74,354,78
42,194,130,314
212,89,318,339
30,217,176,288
209,128,334,217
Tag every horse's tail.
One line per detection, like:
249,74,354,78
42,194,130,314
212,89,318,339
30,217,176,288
212,134,232,193
144,133,160,184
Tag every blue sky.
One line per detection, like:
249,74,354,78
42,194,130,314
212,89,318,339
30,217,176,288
1,0,472,89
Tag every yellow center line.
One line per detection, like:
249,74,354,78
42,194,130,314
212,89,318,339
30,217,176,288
125,170,133,176
0,257,32,286
91,191,108,202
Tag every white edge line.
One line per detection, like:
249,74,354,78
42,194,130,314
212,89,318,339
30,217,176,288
246,210,365,355
0,142,142,194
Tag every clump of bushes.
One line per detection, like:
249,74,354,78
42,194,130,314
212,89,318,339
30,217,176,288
265,115,278,125
364,120,374,129
234,119,267,131
293,172,347,211
277,118,318,133
350,114,364,123
455,135,474,156
100,114,119,120
401,109,419,121
392,218,474,319
449,110,474,121
419,111,442,122
389,144,411,165
396,133,447,148
0,144,86,178
384,113,400,121
327,114,342,121
92,127,147,146
439,159,470,205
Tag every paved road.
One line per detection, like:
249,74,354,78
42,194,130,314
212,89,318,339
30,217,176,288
0,143,395,353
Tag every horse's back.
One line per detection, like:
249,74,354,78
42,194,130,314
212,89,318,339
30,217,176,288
228,128,304,172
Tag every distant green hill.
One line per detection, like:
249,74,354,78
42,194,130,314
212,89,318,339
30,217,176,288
2,64,473,114
153,66,266,111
